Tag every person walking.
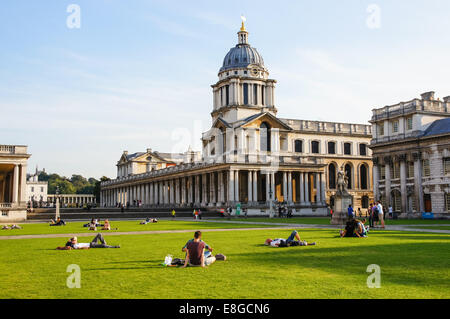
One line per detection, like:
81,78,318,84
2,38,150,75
347,204,354,220
377,201,385,228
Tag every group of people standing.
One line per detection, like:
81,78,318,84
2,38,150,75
368,201,385,229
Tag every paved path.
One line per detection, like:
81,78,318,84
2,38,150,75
0,226,294,240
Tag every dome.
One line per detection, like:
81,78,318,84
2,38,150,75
220,44,265,72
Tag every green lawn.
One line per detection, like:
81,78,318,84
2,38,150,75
0,225,449,299
0,220,273,236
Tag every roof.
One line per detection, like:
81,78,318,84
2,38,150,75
220,44,265,72
422,118,450,137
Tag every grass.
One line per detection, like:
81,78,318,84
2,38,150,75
0,224,449,299
0,220,273,237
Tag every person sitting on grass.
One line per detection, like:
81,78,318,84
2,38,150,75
264,230,316,247
101,219,116,230
354,219,369,238
56,233,120,250
182,233,214,259
140,217,158,224
181,231,216,268
50,217,66,226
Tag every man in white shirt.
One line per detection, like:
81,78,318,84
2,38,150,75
57,233,120,250
377,201,385,228
264,230,316,247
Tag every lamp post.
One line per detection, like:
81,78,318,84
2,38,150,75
55,186,60,220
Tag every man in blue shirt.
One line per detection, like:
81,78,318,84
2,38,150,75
348,204,354,219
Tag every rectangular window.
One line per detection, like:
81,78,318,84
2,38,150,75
261,85,265,105
31,187,34,192
2,211,8,216
328,142,336,154
444,158,450,175
407,117,413,130
446,193,450,211
344,143,351,155
408,162,415,178
393,120,399,133
393,163,400,179
225,85,229,106
311,141,320,154
359,144,367,156
253,84,258,105
294,140,303,153
423,159,430,177
41,187,44,192
380,166,386,179
378,123,384,136
243,84,248,105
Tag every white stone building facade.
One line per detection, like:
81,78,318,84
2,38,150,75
100,23,373,214
370,92,450,217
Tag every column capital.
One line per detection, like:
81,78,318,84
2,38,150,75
383,156,392,165
397,153,408,162
412,152,421,161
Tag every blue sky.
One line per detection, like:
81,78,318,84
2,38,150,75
1,0,449,178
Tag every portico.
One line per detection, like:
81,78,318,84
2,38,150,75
0,145,31,222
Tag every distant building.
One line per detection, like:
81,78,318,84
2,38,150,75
370,92,450,217
26,167,48,204
0,145,31,221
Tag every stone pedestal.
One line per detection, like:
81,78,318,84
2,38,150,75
331,193,353,225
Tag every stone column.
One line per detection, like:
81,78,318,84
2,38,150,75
373,158,380,201
413,153,425,212
12,164,19,203
217,172,224,204
248,170,253,203
283,172,287,202
270,172,275,201
304,173,310,205
201,174,208,206
228,170,235,203
399,154,408,213
181,178,186,205
195,175,201,205
234,170,240,202
299,172,305,204
209,173,216,205
315,173,321,203
288,172,293,203
384,157,392,207
253,171,258,203
321,173,326,205
175,179,180,205
265,172,270,202
19,164,27,203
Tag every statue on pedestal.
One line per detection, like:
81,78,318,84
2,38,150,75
331,166,353,225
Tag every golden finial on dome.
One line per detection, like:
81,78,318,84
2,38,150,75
240,15,247,31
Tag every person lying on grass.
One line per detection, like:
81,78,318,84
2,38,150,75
2,224,22,230
50,218,66,226
56,233,120,250
140,217,158,224
181,231,216,268
264,230,316,247
102,219,117,230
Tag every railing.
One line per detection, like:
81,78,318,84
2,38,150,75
0,145,15,154
0,203,12,208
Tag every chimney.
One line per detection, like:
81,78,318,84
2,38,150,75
123,150,128,156
421,91,435,101
443,96,450,103
147,148,152,153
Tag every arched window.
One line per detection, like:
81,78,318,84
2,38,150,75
260,122,271,152
328,142,336,154
294,140,303,153
311,141,320,154
328,163,337,189
361,196,369,209
345,164,353,189
225,85,229,106
360,164,369,190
